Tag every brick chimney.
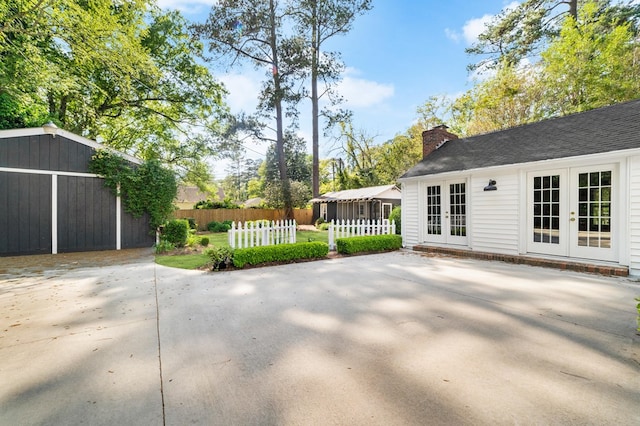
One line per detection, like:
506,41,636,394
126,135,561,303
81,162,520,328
422,125,458,159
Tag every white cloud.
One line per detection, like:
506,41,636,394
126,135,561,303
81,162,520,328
444,28,460,43
155,0,217,14
447,2,520,45
462,14,493,45
336,68,394,108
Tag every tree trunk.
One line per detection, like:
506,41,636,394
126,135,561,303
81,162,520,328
568,0,577,19
311,3,320,198
269,0,293,219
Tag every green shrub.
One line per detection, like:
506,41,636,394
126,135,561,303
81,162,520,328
163,219,189,247
389,206,401,235
194,199,240,209
233,242,329,268
155,240,175,254
245,219,270,227
318,222,329,231
186,218,197,230
336,234,402,255
206,220,233,232
186,234,200,247
89,151,177,230
315,217,325,227
205,246,234,270
200,237,210,247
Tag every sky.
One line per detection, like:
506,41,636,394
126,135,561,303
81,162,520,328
156,0,519,178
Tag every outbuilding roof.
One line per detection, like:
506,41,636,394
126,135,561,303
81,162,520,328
401,99,640,179
310,184,401,203
0,126,141,164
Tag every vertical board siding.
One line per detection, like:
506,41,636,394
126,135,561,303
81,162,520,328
402,181,419,247
1,133,153,255
629,156,640,275
0,171,51,255
121,210,155,249
0,172,8,253
470,174,520,254
0,134,94,172
58,176,116,252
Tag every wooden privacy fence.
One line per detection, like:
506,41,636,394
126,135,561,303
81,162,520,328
328,219,396,250
228,220,297,249
173,208,313,230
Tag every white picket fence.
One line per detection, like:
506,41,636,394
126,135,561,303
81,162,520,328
328,219,396,250
228,220,297,249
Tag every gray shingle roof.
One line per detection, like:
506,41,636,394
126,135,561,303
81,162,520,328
401,99,640,179
310,184,401,203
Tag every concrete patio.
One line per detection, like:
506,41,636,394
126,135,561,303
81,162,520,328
1,251,639,425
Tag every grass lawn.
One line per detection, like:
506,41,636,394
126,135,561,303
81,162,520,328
155,253,210,270
155,228,329,270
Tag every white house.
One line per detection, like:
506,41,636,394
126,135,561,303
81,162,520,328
399,99,640,276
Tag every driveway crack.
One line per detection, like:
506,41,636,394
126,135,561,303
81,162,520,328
153,264,166,426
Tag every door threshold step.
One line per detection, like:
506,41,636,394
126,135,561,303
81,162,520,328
412,245,628,277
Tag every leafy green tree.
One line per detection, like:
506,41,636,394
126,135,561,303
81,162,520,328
264,132,311,184
375,132,421,184
467,0,577,71
261,131,312,206
94,9,227,184
375,96,452,182
336,120,382,188
222,157,262,202
445,1,639,137
467,0,640,71
263,180,311,209
450,62,545,135
540,1,640,115
0,1,227,186
319,158,341,194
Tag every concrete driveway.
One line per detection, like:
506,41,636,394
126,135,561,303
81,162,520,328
1,251,639,425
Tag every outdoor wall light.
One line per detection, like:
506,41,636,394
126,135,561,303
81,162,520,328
42,121,58,138
484,179,497,191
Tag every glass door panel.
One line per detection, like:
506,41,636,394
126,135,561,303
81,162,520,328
570,167,615,261
449,183,466,237
426,185,442,236
577,171,611,248
528,171,567,256
532,175,560,244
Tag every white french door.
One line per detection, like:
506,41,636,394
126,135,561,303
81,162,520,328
528,170,568,256
527,165,616,261
569,167,615,261
423,180,468,245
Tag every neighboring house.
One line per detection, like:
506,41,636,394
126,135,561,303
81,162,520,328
0,125,154,256
399,99,640,276
243,197,264,208
175,185,224,209
311,184,401,223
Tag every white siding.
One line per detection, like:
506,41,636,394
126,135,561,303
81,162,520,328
629,156,640,276
401,181,420,248
470,173,520,254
